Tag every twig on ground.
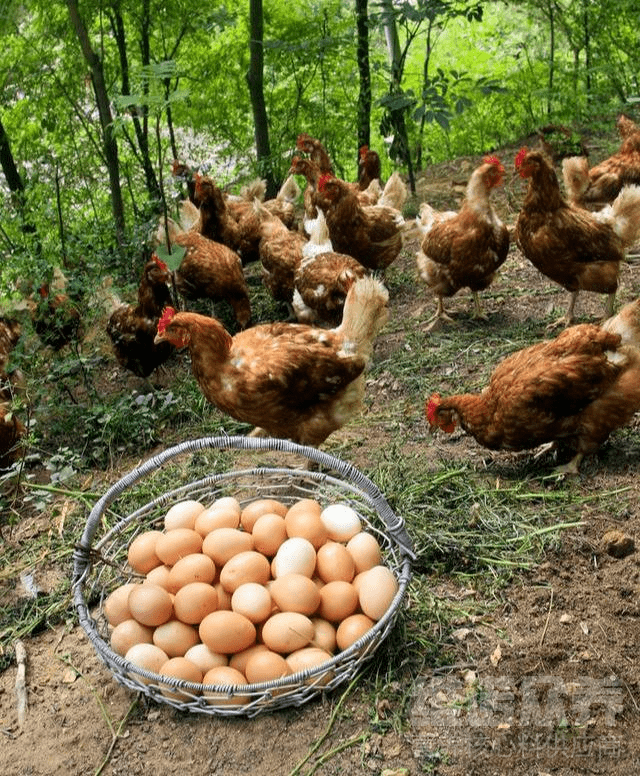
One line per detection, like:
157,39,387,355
539,588,554,648
14,640,28,728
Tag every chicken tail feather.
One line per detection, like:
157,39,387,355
610,184,640,246
334,276,389,360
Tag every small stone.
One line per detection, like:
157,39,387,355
602,530,634,558
559,613,573,624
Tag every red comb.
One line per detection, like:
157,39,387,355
425,393,440,425
514,147,529,169
318,172,333,191
157,307,176,335
359,145,369,156
152,253,168,271
483,155,501,167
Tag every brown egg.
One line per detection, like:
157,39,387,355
229,643,270,675
194,503,241,537
251,513,288,556
167,553,216,593
110,618,154,656
202,666,249,706
317,581,358,622
153,619,200,657
128,583,173,627
184,643,228,674
127,530,164,574
164,499,205,531
336,613,375,651
201,527,253,567
199,610,257,654
269,573,321,615
272,537,317,578
215,581,232,610
245,650,292,685
219,550,271,593
155,528,203,566
124,643,169,684
231,582,272,623
173,581,219,624
285,647,334,685
240,498,288,532
284,499,327,549
358,565,398,621
315,541,355,583
346,532,383,574
144,564,172,590
159,657,203,701
103,583,138,626
261,612,314,653
311,618,337,654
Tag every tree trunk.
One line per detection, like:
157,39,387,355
355,0,371,165
66,0,126,248
0,114,41,251
246,0,277,198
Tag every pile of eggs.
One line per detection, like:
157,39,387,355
104,495,399,706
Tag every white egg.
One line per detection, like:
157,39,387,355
272,537,317,578
320,504,362,542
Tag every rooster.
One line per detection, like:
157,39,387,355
415,156,509,329
514,147,640,328
561,115,640,207
316,173,406,272
106,254,174,379
426,323,640,474
154,276,389,445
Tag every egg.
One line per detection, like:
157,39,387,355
317,580,358,622
103,583,138,626
124,643,169,684
155,528,203,566
194,501,241,536
202,666,249,706
184,643,228,674
346,532,383,574
311,618,337,654
251,513,288,556
261,612,314,653
284,499,327,549
201,527,253,567
240,498,288,532
336,613,375,651
269,573,321,615
173,581,219,624
144,564,172,590
164,499,205,531
320,503,362,542
357,565,398,621
111,618,154,656
315,541,355,583
127,530,164,574
166,553,216,593
231,582,272,623
127,583,173,627
159,657,203,701
219,550,271,593
229,643,270,675
215,582,232,610
199,610,257,654
153,619,200,657
285,647,334,685
272,537,316,578
245,650,292,685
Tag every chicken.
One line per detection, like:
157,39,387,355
415,156,509,329
296,133,334,174
172,159,200,207
156,218,252,330
601,295,640,349
154,276,389,446
514,147,640,328
316,173,406,272
376,171,408,211
254,200,307,313
29,267,83,351
195,174,264,265
561,115,640,207
358,145,382,190
292,210,370,326
260,175,301,230
425,323,640,474
0,317,22,399
106,254,175,379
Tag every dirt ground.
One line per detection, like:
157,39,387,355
3,133,640,775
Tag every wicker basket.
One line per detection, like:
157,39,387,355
72,436,414,717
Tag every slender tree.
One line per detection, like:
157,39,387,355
355,0,371,163
0,114,40,251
